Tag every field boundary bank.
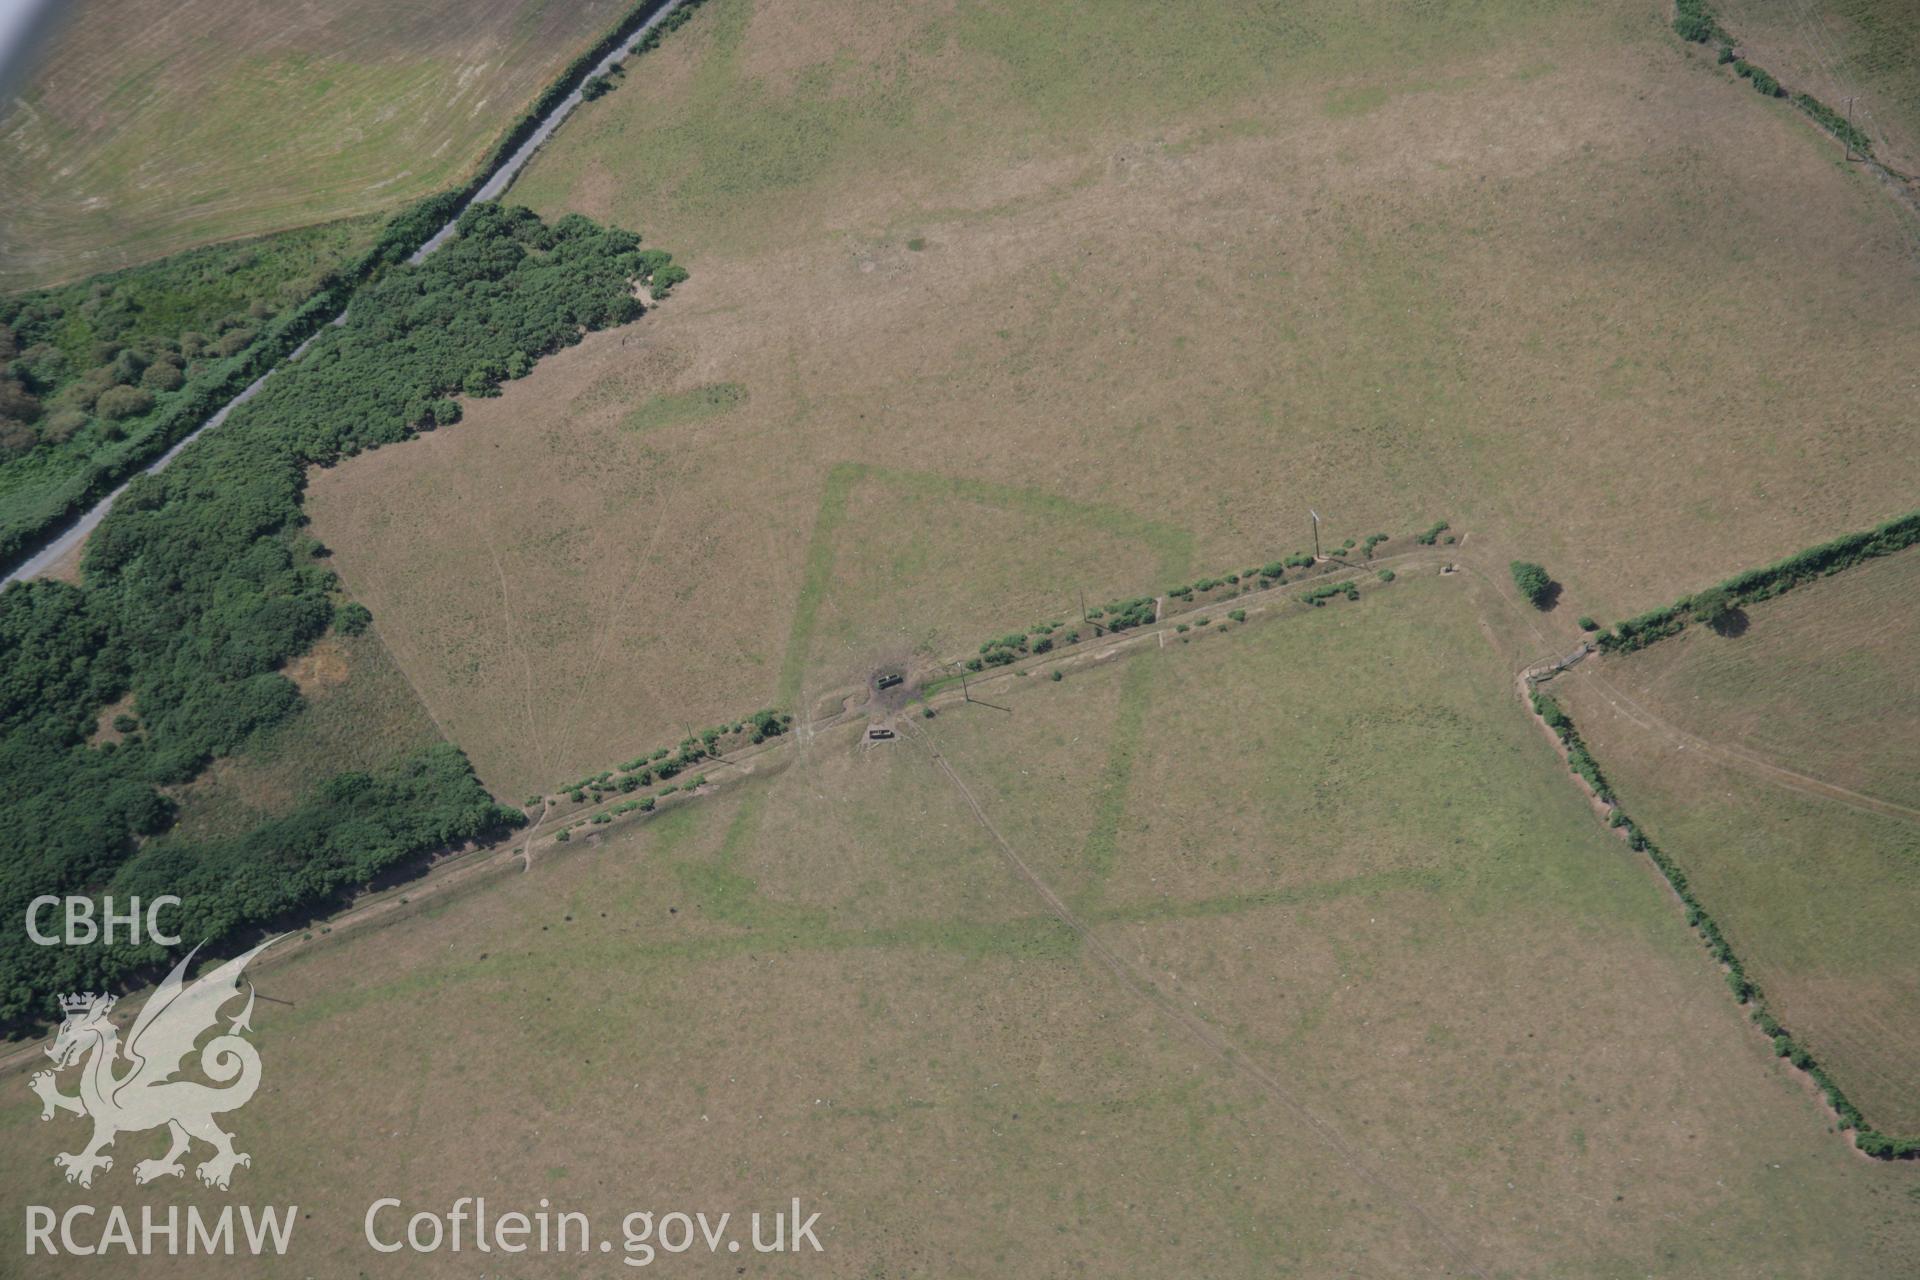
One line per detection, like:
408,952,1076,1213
535,544,1443,845
0,0,699,584
0,546,1436,1067
1594,508,1920,655
1527,687,1918,1160
1672,0,1920,194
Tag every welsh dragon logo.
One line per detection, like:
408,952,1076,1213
30,938,277,1190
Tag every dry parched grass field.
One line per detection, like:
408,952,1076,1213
312,0,1920,803
1555,547,1920,1136
0,0,632,287
3,573,1915,1276
11,0,1920,1273
1716,0,1920,174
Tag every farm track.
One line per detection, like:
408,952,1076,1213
1552,670,1920,825
1442,556,1914,824
0,552,1423,1076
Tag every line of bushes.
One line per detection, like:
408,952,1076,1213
952,523,1433,679
1596,508,1920,653
1301,579,1359,607
1672,0,1875,158
550,709,788,805
1530,691,1917,1159
1793,92,1873,157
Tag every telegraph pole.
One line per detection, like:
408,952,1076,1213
1309,509,1322,561
1845,97,1855,161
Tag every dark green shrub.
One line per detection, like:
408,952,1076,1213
94,385,155,420
335,602,373,635
1690,585,1738,633
1578,615,1598,631
1510,561,1554,608
1734,61,1781,96
1673,0,1720,42
1794,93,1872,155
1228,609,1246,622
1378,569,1395,583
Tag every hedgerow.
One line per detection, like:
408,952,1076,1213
1793,92,1873,156
1302,580,1359,607
1531,691,1917,1159
1597,509,1920,653
1672,0,1724,43
1733,61,1782,97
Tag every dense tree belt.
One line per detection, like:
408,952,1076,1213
0,204,683,1030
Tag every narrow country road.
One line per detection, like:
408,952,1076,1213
0,0,686,589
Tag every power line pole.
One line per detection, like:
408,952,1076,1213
1309,509,1322,561
1845,97,1855,161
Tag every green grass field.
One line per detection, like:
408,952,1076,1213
0,0,632,287
5,572,1913,1276
1555,548,1920,1134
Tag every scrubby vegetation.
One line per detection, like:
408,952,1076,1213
1413,520,1450,546
0,203,678,1029
1531,689,1917,1159
0,0,725,578
0,212,428,570
1302,580,1359,606
1733,60,1782,97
